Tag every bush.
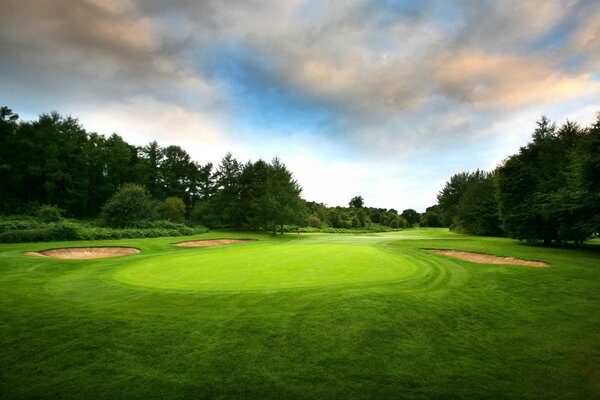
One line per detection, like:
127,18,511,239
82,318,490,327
0,228,54,243
307,214,322,228
0,216,209,243
36,204,63,223
101,184,158,228
50,222,84,241
0,219,41,233
160,197,186,223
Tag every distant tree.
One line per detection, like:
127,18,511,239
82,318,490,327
349,195,364,208
268,157,306,233
355,209,367,227
189,199,216,227
401,209,420,226
0,107,20,212
454,172,502,236
239,159,271,230
160,197,186,223
101,184,157,228
545,116,600,242
212,152,242,228
437,171,472,226
196,162,215,200
367,209,379,223
307,214,322,228
421,205,444,227
496,117,600,244
139,141,164,199
160,145,197,206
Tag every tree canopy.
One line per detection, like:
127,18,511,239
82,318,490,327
430,113,600,243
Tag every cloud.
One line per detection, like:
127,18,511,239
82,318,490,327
435,51,600,108
1,0,599,210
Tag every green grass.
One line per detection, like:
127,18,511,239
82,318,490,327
1,229,599,399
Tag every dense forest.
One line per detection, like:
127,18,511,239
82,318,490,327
2,106,599,243
423,114,600,244
0,106,307,233
0,106,408,233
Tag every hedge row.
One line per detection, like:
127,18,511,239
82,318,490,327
0,222,208,243
0,219,43,234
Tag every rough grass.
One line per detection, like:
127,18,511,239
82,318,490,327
1,229,599,399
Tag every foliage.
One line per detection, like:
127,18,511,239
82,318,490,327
496,116,596,243
160,197,186,223
0,218,208,243
0,218,42,233
432,113,599,243
305,201,405,230
35,204,63,223
101,184,158,228
348,195,364,208
401,209,420,226
420,205,444,227
0,227,55,243
0,109,213,216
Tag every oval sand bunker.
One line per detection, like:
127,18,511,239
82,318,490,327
432,250,548,267
175,239,257,247
25,247,140,259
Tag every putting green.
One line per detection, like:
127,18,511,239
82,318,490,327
112,241,440,292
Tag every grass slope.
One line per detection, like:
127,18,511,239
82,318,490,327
0,229,599,399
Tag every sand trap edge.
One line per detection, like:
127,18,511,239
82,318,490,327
429,249,549,267
174,239,258,247
24,247,140,260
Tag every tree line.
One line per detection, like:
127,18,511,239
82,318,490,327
0,105,424,232
305,196,420,230
0,106,303,232
423,114,600,244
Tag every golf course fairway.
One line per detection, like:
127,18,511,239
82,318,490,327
1,229,599,399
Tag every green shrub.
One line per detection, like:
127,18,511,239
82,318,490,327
36,205,63,223
0,219,41,233
0,216,209,243
307,214,322,228
101,184,158,228
159,197,186,223
50,222,84,241
0,228,54,243
130,220,185,229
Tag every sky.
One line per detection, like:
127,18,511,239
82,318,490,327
1,0,599,211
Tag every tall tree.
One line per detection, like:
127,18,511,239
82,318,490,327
268,157,305,234
212,152,242,228
159,145,197,207
139,141,164,199
455,172,501,236
496,116,588,243
0,107,20,212
349,195,364,208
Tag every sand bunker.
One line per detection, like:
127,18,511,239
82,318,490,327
432,250,549,267
175,239,257,247
25,247,140,259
